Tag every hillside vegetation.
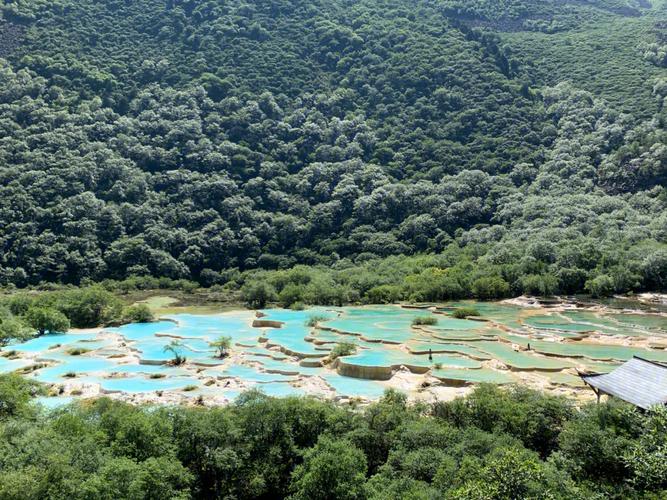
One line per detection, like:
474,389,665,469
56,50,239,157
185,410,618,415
0,377,666,499
0,0,664,298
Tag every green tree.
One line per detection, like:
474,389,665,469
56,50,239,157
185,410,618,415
453,447,545,500
0,373,42,420
122,304,154,323
472,276,510,300
241,281,277,309
624,406,667,491
0,309,32,348
289,436,368,500
210,335,232,358
56,287,124,327
163,340,186,365
24,307,70,335
585,275,615,298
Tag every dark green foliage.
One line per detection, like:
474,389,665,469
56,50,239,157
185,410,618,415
556,399,643,487
0,377,664,498
24,306,70,335
289,436,367,500
54,287,125,328
471,276,511,300
1,287,125,333
0,307,31,347
122,303,155,323
242,281,277,309
624,406,667,491
0,0,662,296
433,385,574,458
0,373,42,420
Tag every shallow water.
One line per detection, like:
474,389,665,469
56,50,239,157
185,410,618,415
97,375,201,393
11,332,98,352
431,367,515,384
4,299,666,403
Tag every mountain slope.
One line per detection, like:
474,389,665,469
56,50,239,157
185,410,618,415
0,0,664,295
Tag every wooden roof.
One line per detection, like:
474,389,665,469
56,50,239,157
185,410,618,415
580,356,667,410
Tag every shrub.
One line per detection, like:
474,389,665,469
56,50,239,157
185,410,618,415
0,373,43,419
209,335,232,358
56,287,124,327
472,276,511,300
25,307,70,335
451,307,480,319
123,304,155,323
585,274,615,298
164,340,186,365
412,316,438,326
329,342,357,360
305,314,329,327
241,281,277,309
365,284,403,304
66,347,90,356
289,436,367,500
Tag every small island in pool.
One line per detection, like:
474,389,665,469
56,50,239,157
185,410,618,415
3,297,667,408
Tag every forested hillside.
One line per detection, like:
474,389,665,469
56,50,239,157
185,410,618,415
0,0,665,297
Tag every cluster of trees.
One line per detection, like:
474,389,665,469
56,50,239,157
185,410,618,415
0,376,665,498
0,287,154,347
0,0,662,296
642,21,667,68
237,235,667,309
440,0,647,33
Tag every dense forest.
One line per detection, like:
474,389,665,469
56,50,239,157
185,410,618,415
0,375,665,499
0,0,665,299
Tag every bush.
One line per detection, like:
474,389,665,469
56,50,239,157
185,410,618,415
305,314,329,327
164,340,186,365
519,274,559,297
412,316,438,326
66,347,90,356
25,306,70,335
451,307,480,319
624,406,667,491
56,287,124,327
472,276,511,300
329,342,357,360
123,304,155,323
585,274,615,298
0,373,43,419
289,436,367,500
209,335,232,358
365,285,403,304
241,281,277,309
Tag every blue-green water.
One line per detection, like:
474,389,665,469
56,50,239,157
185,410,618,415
4,301,666,404
97,376,200,393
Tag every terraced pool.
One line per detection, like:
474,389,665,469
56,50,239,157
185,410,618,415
3,299,665,407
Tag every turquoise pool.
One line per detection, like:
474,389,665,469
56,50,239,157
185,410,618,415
3,300,665,404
